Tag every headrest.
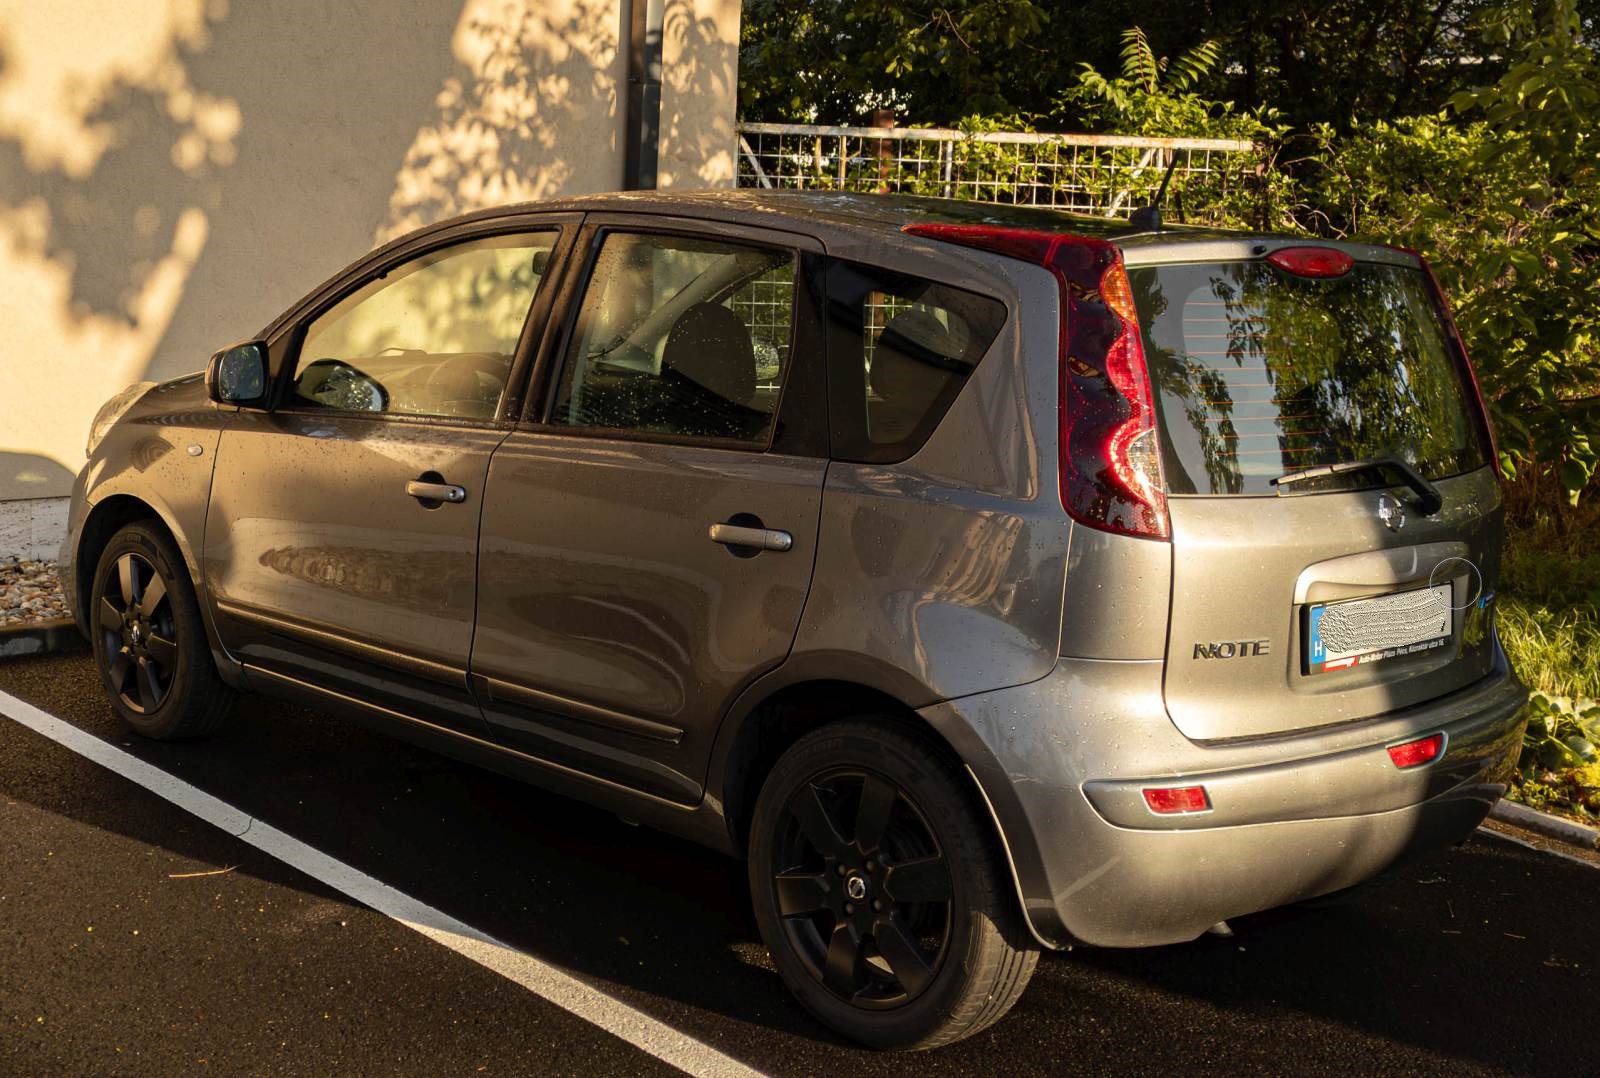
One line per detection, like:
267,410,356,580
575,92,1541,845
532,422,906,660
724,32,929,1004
870,307,959,405
661,303,756,407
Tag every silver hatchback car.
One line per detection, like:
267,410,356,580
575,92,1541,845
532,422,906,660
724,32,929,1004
64,191,1528,1049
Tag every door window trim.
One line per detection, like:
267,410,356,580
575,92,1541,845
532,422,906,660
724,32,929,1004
265,215,581,429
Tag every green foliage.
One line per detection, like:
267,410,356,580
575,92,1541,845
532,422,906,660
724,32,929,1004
1496,497,1600,718
1498,503,1600,817
1045,28,1292,230
737,0,1586,129
1498,597,1600,699
1294,1,1600,506
1062,28,1271,140
1521,691,1600,769
738,0,1050,124
1512,689,1600,820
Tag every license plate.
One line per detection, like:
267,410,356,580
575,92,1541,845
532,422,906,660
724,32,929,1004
1304,583,1453,675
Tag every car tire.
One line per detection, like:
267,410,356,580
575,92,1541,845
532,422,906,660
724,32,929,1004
89,522,234,740
748,719,1038,1050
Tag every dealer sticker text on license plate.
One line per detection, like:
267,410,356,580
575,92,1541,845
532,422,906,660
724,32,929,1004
1304,583,1453,675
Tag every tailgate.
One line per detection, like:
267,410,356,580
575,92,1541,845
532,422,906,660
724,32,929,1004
1164,469,1502,740
1125,244,1503,740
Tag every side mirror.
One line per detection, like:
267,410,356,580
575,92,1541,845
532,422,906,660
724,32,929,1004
206,341,268,405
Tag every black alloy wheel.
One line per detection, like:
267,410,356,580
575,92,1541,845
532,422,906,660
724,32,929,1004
749,720,1038,1050
770,769,954,1008
90,521,234,740
97,550,178,714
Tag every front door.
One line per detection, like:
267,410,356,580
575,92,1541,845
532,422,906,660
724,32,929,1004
205,225,567,735
471,223,827,800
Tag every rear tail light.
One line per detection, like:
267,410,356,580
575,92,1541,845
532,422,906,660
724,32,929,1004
1387,732,1446,769
1142,785,1211,814
1394,247,1501,474
902,223,1169,539
1266,246,1354,278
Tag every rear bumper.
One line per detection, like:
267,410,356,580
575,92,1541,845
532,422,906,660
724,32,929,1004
918,647,1528,949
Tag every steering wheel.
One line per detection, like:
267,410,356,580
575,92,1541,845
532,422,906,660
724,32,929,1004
425,353,512,417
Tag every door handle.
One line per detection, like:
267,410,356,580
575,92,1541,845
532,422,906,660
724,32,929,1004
709,522,793,552
406,480,466,504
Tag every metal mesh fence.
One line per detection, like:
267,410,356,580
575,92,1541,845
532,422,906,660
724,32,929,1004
736,123,1265,223
727,262,794,386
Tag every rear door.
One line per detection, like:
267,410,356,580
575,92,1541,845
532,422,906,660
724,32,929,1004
470,218,828,801
1124,242,1503,740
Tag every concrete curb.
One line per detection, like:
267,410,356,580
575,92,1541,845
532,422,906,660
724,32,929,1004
1490,798,1600,851
0,618,81,660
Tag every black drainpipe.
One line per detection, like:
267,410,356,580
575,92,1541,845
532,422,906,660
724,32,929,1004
623,0,664,190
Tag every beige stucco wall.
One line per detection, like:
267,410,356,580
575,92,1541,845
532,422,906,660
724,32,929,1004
0,0,739,503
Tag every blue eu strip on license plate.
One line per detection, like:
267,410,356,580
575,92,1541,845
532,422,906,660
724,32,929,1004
1304,583,1453,675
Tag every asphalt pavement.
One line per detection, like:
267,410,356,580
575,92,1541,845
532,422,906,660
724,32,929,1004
2,646,1594,1076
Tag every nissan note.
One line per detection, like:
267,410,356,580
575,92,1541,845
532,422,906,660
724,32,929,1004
64,190,1529,1049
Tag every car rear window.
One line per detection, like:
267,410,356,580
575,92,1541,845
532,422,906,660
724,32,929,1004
1128,259,1488,495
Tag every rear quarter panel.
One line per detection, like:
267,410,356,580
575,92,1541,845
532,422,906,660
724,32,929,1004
789,241,1070,704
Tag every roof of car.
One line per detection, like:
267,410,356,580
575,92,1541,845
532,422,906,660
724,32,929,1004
439,188,1255,245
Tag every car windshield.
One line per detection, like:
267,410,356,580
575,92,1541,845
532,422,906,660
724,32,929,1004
1128,258,1488,496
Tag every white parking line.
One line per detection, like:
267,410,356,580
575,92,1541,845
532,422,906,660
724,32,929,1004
0,688,764,1078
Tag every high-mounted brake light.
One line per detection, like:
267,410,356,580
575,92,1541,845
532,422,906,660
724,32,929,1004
902,223,1169,539
1387,732,1446,769
1142,785,1211,814
1394,247,1502,476
1266,246,1354,278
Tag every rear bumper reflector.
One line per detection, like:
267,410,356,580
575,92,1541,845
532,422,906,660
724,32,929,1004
1142,785,1212,815
1387,732,1446,769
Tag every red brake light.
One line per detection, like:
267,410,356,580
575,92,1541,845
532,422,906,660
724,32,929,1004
1266,246,1354,278
1393,247,1502,475
1387,732,1445,769
902,223,1169,539
1142,786,1211,814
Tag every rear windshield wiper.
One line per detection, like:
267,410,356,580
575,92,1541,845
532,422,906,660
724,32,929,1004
1270,456,1443,516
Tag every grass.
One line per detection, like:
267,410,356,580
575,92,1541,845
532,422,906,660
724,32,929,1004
1496,599,1600,701
1496,485,1600,821
1498,495,1600,701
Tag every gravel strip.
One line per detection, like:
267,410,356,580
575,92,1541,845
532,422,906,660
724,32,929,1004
0,558,69,627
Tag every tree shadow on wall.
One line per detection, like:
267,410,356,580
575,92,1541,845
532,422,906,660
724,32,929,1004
0,36,226,331
657,0,737,187
376,1,627,240
0,0,646,392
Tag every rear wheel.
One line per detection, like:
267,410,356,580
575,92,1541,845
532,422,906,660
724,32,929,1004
90,522,234,739
748,720,1038,1050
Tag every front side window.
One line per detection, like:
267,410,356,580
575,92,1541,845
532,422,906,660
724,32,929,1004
823,259,1007,462
549,232,796,445
291,232,558,421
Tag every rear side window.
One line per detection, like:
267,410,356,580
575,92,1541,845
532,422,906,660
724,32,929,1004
1129,260,1487,495
823,259,1006,462
550,232,795,445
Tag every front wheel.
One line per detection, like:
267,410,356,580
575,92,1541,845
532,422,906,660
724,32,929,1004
748,720,1038,1050
90,522,234,739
